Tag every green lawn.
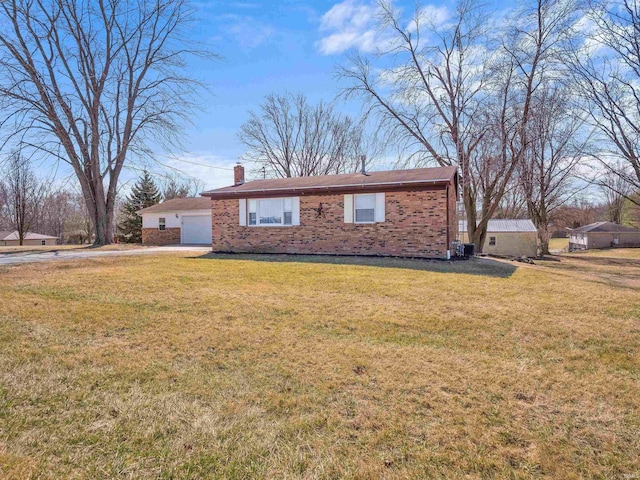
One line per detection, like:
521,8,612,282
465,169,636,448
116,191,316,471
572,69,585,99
0,252,639,479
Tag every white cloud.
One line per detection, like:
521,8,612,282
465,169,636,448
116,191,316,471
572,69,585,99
317,0,452,56
229,2,260,9
317,0,380,55
209,14,275,51
406,5,450,33
228,17,275,50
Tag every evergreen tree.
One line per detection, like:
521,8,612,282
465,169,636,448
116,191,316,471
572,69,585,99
118,171,161,243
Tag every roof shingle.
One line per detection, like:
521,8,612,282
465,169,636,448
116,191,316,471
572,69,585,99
137,197,211,214
571,221,640,233
0,230,58,240
201,166,457,199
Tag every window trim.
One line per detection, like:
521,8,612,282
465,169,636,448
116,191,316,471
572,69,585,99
158,217,166,231
354,193,376,224
41,240,46,246
489,236,496,246
248,197,294,227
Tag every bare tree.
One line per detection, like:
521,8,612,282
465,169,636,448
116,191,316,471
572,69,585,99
518,86,587,254
338,0,577,252
161,172,205,200
0,176,6,229
0,0,208,244
495,179,528,219
598,163,634,223
238,92,379,178
339,0,488,245
64,192,94,244
0,152,48,244
37,190,74,243
569,0,640,198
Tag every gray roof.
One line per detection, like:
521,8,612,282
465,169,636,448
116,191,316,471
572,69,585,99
571,221,639,233
202,166,458,199
459,219,538,233
137,197,211,214
0,230,58,240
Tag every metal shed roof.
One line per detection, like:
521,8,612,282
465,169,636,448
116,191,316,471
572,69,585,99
459,219,538,233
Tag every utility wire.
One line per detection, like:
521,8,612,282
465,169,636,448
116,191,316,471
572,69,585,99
152,152,236,171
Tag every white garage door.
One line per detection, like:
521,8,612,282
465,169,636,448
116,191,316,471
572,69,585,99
181,215,212,245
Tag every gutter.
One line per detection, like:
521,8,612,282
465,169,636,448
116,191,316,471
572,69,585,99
202,178,452,199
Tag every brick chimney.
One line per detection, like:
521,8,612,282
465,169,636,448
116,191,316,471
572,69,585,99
234,163,245,186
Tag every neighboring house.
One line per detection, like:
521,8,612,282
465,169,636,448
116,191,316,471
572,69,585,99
0,231,58,246
200,164,459,259
459,219,538,257
569,222,640,251
138,197,212,245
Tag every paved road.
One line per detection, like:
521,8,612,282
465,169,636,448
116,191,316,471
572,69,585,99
0,246,211,266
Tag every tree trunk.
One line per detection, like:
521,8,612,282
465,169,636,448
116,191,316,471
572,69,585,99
92,198,114,245
462,184,489,254
470,227,487,254
538,225,550,256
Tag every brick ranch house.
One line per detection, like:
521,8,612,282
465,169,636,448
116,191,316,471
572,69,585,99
200,164,459,259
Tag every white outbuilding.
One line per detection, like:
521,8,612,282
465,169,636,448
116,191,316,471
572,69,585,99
137,197,211,245
459,219,538,257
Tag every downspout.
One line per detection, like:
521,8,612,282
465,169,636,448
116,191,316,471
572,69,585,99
445,183,451,260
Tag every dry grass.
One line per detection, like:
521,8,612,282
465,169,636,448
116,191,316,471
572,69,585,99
548,238,569,252
0,252,639,479
0,244,145,255
565,247,640,259
0,245,84,254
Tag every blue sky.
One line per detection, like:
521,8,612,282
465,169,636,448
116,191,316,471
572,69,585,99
141,0,426,190
37,0,515,192
23,0,438,193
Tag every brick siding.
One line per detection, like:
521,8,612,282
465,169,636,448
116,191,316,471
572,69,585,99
211,186,457,258
447,182,458,247
142,227,180,245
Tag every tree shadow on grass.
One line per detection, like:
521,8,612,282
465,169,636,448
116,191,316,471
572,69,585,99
196,253,518,278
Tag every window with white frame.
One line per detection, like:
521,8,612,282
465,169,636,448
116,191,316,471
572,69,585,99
159,217,166,231
354,194,376,223
489,236,496,246
248,198,294,226
344,193,385,224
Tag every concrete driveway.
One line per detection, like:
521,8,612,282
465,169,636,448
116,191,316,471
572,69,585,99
0,246,211,266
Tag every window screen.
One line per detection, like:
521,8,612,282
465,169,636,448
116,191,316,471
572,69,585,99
248,199,257,225
355,194,375,223
283,198,293,225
